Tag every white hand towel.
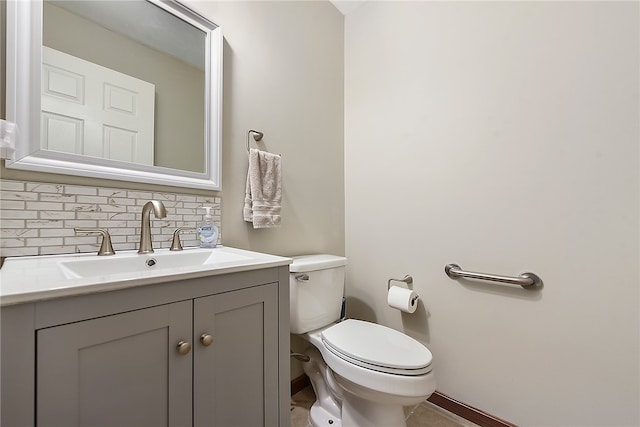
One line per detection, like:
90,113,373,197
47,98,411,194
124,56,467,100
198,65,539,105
244,148,282,228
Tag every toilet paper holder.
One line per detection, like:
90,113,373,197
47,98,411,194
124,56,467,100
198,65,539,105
387,275,413,290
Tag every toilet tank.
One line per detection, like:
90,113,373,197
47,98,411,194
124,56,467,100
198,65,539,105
289,254,347,334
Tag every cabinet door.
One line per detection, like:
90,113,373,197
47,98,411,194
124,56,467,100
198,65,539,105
193,283,279,427
37,301,192,427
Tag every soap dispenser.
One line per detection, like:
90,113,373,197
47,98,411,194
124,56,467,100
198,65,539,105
198,206,218,248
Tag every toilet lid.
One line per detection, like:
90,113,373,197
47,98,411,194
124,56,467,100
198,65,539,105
321,319,432,376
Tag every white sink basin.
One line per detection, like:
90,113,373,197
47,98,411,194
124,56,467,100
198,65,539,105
58,248,251,279
0,246,291,306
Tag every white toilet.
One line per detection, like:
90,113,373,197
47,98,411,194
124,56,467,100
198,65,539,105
290,255,436,427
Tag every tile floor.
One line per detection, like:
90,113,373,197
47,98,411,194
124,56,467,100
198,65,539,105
290,385,480,427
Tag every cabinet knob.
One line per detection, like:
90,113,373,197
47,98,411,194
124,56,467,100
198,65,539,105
200,333,214,346
176,340,191,355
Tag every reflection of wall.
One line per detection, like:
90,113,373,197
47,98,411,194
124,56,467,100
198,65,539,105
43,3,205,173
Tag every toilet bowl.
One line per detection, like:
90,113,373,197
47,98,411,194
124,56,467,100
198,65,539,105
290,255,436,427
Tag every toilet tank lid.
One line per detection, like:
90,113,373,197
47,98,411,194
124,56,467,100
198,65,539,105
289,254,347,272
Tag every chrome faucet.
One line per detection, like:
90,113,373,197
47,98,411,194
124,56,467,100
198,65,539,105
138,200,167,254
74,228,116,256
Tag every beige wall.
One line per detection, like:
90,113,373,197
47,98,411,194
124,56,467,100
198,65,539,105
345,1,639,425
187,0,345,258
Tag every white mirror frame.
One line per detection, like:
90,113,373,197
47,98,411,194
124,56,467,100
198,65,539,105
5,0,223,191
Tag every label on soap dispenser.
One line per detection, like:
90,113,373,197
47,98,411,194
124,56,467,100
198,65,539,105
198,225,218,247
198,206,218,248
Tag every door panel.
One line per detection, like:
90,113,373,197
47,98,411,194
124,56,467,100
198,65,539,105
41,46,155,164
193,284,279,427
37,301,192,427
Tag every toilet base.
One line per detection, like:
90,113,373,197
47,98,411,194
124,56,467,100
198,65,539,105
303,346,343,427
302,344,412,427
341,392,407,427
309,403,342,427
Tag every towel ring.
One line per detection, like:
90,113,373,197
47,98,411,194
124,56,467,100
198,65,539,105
247,129,264,152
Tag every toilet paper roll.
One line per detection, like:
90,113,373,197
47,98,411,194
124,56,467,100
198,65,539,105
387,286,419,313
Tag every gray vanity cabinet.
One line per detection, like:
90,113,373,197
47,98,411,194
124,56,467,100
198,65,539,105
194,283,279,426
1,266,290,427
37,301,193,427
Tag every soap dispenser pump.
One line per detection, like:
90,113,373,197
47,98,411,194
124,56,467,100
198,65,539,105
198,206,218,248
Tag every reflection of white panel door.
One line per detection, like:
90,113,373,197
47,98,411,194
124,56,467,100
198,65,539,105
41,47,155,165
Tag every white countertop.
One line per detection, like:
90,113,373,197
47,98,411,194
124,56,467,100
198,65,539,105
0,246,292,306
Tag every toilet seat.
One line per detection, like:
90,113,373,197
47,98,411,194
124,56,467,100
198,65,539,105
321,319,432,376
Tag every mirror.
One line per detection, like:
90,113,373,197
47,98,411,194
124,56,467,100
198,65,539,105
6,0,222,190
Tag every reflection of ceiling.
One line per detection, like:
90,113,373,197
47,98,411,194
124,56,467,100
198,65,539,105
50,0,206,70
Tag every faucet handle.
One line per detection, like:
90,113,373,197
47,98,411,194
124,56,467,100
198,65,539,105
170,227,197,251
74,228,116,256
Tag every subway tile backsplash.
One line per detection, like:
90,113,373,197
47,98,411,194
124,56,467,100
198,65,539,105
0,180,221,257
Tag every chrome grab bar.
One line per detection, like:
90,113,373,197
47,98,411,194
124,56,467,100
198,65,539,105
445,263,542,289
